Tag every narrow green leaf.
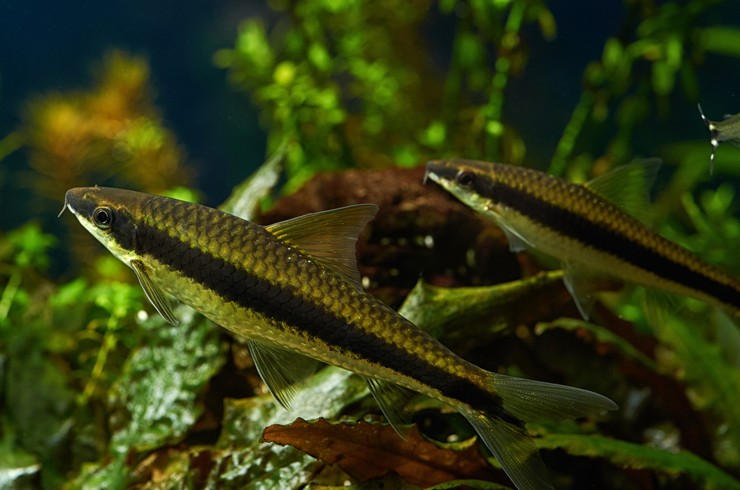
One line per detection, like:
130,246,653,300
539,433,740,489
399,271,564,341
535,317,658,371
700,25,740,58
220,143,285,220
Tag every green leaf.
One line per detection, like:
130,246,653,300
7,223,56,270
207,444,319,489
535,318,657,371
398,271,564,341
653,310,740,468
538,433,740,489
219,366,368,447
108,308,225,455
220,143,285,220
700,25,740,58
0,443,41,489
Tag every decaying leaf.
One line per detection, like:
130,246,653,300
261,418,499,487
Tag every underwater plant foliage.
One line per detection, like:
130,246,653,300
2,0,740,488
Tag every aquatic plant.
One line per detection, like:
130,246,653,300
2,1,740,489
18,50,194,274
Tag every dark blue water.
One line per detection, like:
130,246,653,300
1,0,739,234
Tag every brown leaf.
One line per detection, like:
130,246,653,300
261,418,499,487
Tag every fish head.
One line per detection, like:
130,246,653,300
424,159,503,215
64,187,147,266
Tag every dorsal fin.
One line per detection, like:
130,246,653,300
266,204,378,290
584,158,661,224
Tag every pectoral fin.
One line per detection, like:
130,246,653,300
130,259,179,326
498,221,533,253
247,340,320,410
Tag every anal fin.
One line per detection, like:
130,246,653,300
363,376,416,437
461,407,554,490
562,261,601,320
500,224,531,253
459,371,616,490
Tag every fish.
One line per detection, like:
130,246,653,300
698,103,740,175
424,159,740,319
62,186,617,490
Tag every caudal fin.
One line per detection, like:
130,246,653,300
460,372,617,490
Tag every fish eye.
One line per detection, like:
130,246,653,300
456,170,475,187
93,206,114,229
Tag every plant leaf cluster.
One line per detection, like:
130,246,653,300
2,0,740,488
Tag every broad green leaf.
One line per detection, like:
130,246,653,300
108,307,225,455
207,445,319,490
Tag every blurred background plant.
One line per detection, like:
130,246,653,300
1,0,740,488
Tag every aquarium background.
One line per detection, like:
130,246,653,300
2,1,740,488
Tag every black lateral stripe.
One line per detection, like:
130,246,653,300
134,217,512,419
496,184,740,307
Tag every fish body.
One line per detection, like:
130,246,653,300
64,186,616,490
698,103,740,175
425,159,740,319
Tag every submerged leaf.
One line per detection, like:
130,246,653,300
535,317,657,371
220,143,285,220
261,418,497,487
538,433,740,489
109,307,225,454
399,271,566,342
219,367,368,447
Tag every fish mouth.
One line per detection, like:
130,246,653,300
62,187,98,219
424,160,457,187
423,161,440,186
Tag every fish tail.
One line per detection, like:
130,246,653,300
460,372,617,490
698,103,719,175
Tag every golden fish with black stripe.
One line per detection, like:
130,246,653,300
62,186,616,490
424,159,740,319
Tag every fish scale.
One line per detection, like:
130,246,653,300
425,159,740,317
132,190,485,397
64,186,617,490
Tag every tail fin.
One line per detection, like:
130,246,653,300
698,103,719,175
460,372,617,490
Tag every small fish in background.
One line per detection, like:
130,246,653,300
698,103,740,175
425,159,740,320
62,187,617,490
